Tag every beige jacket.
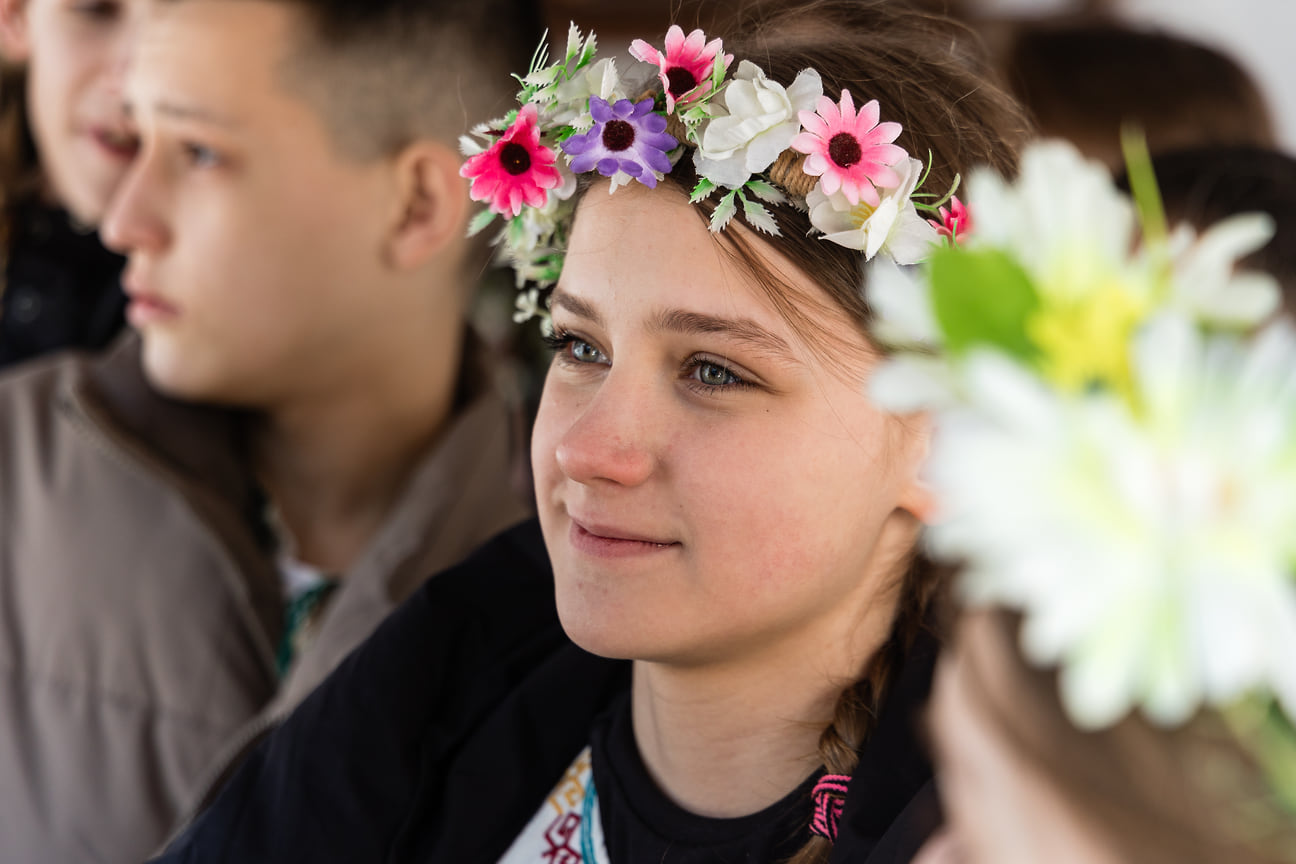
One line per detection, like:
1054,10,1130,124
0,337,531,864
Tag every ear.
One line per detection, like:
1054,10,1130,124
383,139,469,272
896,413,938,525
0,0,30,62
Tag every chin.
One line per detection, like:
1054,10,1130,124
554,587,645,661
139,339,222,403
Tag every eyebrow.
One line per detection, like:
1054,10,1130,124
549,289,795,361
126,99,242,130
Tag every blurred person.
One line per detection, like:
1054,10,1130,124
917,608,1296,864
0,0,540,860
0,0,146,368
995,18,1276,170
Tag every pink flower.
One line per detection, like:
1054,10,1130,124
460,105,561,217
791,90,906,208
630,25,733,113
928,196,972,243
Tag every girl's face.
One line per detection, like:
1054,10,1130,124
2,0,150,224
532,181,930,670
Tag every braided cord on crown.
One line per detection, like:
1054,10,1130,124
457,24,960,325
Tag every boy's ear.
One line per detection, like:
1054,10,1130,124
0,0,31,62
383,139,469,272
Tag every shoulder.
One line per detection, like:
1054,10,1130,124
0,349,98,476
153,520,570,864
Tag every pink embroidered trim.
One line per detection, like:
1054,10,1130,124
809,774,851,842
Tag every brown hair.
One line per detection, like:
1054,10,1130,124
998,17,1276,169
953,608,1296,864
0,64,43,256
566,2,1029,859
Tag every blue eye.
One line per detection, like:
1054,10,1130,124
542,330,609,366
694,361,738,387
570,339,605,364
183,142,222,169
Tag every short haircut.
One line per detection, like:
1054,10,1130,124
171,0,545,160
999,18,1276,166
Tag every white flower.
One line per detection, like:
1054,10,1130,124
927,315,1296,730
1165,213,1280,327
966,140,1142,304
548,58,625,130
806,156,938,263
692,61,822,189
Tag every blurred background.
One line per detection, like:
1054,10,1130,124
544,0,1296,152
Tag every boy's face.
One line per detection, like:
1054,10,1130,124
102,0,398,405
9,0,151,225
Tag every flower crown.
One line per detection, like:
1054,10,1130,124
870,134,1296,817
459,24,959,324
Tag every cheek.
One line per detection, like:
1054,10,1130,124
529,367,567,495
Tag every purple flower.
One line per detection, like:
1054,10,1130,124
561,97,678,188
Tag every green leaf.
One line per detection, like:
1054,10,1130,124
710,191,738,233
690,177,717,204
744,179,786,205
741,196,781,236
710,51,727,89
467,209,498,238
929,247,1040,360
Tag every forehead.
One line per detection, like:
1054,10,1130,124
129,1,301,121
560,182,876,369
563,183,809,327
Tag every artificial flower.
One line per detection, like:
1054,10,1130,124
549,58,625,130
791,89,906,208
928,196,972,243
629,25,732,113
692,62,822,189
1164,213,1280,328
518,23,599,109
460,104,562,217
925,316,1296,730
561,96,678,190
806,156,938,263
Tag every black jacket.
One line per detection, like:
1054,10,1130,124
152,520,941,864
0,202,125,369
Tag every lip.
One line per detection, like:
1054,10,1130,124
568,518,680,559
88,124,139,161
122,271,180,327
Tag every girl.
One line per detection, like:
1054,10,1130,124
0,0,147,367
152,3,1027,862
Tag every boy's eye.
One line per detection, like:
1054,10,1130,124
183,143,221,169
70,1,120,21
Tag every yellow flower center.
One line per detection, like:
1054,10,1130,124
1027,278,1148,402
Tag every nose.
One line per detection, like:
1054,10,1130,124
100,148,170,255
551,371,660,488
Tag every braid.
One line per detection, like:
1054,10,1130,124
787,553,944,864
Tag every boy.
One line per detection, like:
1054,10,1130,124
0,0,540,861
